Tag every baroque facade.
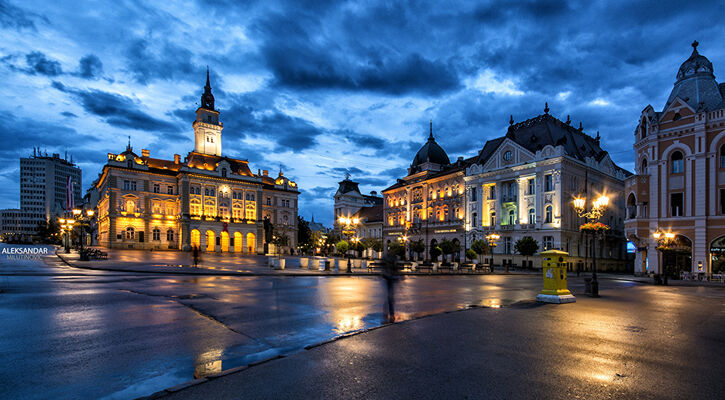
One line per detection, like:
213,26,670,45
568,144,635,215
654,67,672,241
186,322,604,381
625,41,725,277
92,71,299,252
383,123,469,260
466,111,631,270
333,176,383,240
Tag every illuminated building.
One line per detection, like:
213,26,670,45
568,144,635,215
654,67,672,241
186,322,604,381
625,41,725,277
91,70,299,252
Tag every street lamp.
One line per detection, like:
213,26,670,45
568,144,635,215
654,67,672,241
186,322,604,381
572,194,610,297
652,228,677,285
486,232,500,271
339,216,360,273
72,208,94,261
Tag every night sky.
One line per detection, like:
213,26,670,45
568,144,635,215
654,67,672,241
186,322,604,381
2,0,724,226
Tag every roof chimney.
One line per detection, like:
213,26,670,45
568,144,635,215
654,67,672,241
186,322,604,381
174,154,180,164
141,149,150,157
263,170,268,176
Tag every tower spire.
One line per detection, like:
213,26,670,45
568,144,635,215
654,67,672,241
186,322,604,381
127,135,131,151
544,102,550,114
200,67,215,110
428,120,434,141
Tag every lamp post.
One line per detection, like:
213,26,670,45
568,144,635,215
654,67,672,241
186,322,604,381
72,208,95,260
339,216,359,273
58,218,74,253
572,195,610,297
398,234,409,261
652,229,676,285
486,232,500,271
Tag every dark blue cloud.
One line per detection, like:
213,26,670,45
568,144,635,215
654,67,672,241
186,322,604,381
52,81,181,133
25,51,62,76
78,54,103,79
124,39,200,85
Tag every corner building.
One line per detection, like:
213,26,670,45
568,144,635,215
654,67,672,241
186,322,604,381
92,71,299,252
465,111,631,270
625,42,725,276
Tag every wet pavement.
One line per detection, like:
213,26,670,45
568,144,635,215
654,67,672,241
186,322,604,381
0,248,715,399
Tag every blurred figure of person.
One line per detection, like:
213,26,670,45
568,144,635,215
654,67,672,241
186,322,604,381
381,252,401,323
192,245,200,268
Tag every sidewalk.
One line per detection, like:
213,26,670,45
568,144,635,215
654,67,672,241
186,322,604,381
147,284,725,400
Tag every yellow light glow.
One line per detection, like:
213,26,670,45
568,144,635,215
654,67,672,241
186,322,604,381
652,232,661,239
352,218,359,224
86,210,94,217
573,197,585,209
598,195,610,208
67,219,75,224
664,232,675,239
72,209,81,216
59,218,65,223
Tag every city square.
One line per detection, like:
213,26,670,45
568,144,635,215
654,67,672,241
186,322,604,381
2,0,725,399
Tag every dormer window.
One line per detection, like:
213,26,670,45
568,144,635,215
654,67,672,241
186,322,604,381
673,112,681,121
222,168,227,177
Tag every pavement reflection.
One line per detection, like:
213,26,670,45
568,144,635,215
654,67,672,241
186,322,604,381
0,255,642,399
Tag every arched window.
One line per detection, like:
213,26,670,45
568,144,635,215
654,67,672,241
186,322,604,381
508,209,515,225
720,144,725,168
627,194,637,219
125,227,135,239
641,158,648,174
641,119,647,139
166,229,174,242
528,208,536,225
125,200,135,213
545,205,553,223
152,228,160,241
671,151,684,173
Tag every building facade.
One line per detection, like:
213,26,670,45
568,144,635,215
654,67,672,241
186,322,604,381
383,123,469,260
0,209,22,238
17,151,81,235
91,71,299,253
333,176,383,241
465,111,631,270
625,41,725,277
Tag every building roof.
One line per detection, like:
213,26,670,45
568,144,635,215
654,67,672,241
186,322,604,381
666,41,723,111
410,121,450,173
185,152,254,176
354,203,383,223
337,177,362,195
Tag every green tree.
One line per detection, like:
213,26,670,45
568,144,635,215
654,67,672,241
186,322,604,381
371,239,383,255
409,239,425,260
297,216,312,251
387,241,405,258
466,249,477,262
270,234,289,257
440,239,460,264
514,236,539,268
336,240,349,256
471,239,490,264
429,245,442,262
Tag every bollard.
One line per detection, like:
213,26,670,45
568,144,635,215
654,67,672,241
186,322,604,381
536,250,576,304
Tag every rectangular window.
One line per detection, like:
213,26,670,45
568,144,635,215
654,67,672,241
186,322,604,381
472,212,477,227
721,190,725,214
671,193,684,217
153,184,160,193
544,174,553,192
490,186,496,199
470,187,477,202
167,185,174,194
504,237,512,254
267,197,272,206
543,236,554,250
124,180,130,190
528,179,535,195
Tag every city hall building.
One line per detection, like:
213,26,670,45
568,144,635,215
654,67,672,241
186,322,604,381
91,71,299,252
625,41,725,277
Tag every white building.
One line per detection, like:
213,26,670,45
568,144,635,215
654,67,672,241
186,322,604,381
465,110,631,270
333,175,383,240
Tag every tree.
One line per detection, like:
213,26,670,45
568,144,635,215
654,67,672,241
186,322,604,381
360,237,376,258
439,239,459,264
387,241,405,258
409,239,425,260
466,249,477,262
36,218,61,244
270,234,289,257
336,240,350,256
429,245,442,262
471,239,490,264
297,216,312,251
371,239,383,256
515,236,539,268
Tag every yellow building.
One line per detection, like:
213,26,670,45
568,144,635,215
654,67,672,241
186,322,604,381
92,70,299,253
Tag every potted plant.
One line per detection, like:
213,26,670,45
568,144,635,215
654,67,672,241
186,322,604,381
466,249,477,270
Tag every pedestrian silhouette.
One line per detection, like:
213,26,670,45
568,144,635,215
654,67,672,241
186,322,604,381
381,253,400,323
192,245,200,267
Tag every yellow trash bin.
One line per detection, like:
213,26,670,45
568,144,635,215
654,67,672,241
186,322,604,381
536,249,576,304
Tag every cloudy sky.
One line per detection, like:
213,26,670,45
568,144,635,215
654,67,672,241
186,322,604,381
1,0,723,226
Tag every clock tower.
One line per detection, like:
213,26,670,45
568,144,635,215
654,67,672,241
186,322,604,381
193,67,223,156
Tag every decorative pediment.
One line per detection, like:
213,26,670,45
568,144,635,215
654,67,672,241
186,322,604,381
482,138,535,171
662,96,695,119
535,145,564,160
